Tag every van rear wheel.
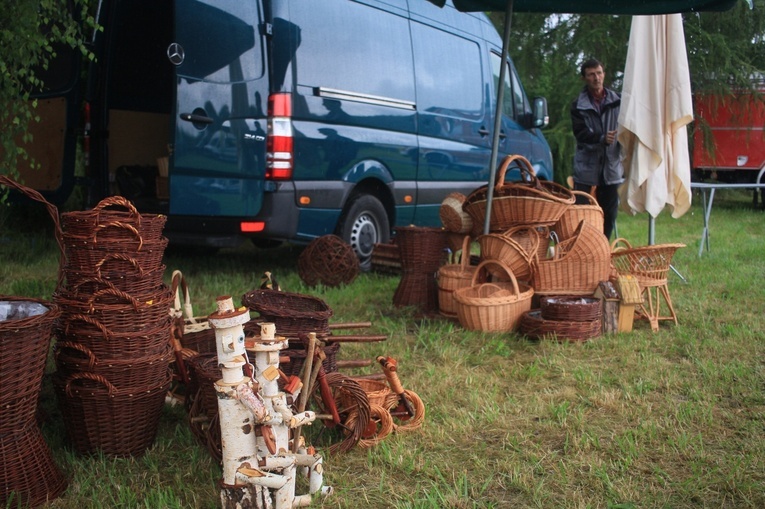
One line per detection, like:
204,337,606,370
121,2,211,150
337,194,390,272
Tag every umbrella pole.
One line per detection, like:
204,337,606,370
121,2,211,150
483,0,515,235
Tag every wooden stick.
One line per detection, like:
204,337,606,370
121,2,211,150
328,321,372,330
324,334,388,343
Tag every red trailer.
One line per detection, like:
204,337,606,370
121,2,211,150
692,79,765,185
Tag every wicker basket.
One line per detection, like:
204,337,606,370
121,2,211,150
463,155,575,232
169,270,216,355
476,226,540,283
437,236,477,317
298,234,359,288
540,296,603,322
518,309,601,343
371,241,401,275
452,259,534,332
439,192,473,234
54,340,173,390
54,372,170,458
242,289,333,339
531,220,611,296
610,239,686,288
0,424,68,508
58,315,172,359
60,196,166,241
553,190,604,240
0,297,61,431
394,226,449,270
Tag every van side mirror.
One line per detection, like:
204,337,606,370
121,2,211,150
531,97,549,129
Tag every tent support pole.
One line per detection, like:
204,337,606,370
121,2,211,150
483,0,514,235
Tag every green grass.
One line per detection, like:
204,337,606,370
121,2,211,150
1,189,764,508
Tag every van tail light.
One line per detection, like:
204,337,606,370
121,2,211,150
266,93,293,180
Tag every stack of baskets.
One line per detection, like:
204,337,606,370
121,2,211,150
519,296,603,342
437,155,616,334
392,226,449,314
52,197,173,458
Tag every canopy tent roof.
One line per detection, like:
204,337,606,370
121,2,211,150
434,0,739,14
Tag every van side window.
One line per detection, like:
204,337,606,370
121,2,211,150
176,0,263,83
490,53,530,120
292,0,415,102
411,22,483,119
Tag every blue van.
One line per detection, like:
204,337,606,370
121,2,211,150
23,0,552,268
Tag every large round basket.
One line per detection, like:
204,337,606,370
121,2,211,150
452,259,534,332
298,234,359,288
437,236,477,317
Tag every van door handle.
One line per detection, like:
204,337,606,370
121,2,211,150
499,130,507,140
180,113,214,125
478,127,490,137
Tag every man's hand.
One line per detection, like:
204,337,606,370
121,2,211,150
605,130,617,145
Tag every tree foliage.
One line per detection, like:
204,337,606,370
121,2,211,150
0,0,97,182
495,0,765,183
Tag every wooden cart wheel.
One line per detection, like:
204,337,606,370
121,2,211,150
309,372,371,453
388,389,425,432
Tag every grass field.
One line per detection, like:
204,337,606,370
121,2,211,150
1,188,763,508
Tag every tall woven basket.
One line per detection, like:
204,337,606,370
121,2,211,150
452,259,534,332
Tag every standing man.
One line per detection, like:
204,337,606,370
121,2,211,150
570,58,624,240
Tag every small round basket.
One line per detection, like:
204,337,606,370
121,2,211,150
439,192,473,234
298,235,359,287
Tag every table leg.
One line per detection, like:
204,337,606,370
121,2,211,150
698,188,715,257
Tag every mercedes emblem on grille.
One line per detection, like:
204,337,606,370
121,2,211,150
167,43,185,66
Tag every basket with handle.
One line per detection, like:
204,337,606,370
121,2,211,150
437,235,477,317
169,270,217,355
553,190,604,240
452,259,534,332
61,196,166,242
463,155,575,232
531,220,612,296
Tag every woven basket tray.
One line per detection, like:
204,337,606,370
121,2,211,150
463,155,575,232
518,309,601,343
540,296,603,322
453,259,534,332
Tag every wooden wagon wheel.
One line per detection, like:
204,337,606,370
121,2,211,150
309,371,371,454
